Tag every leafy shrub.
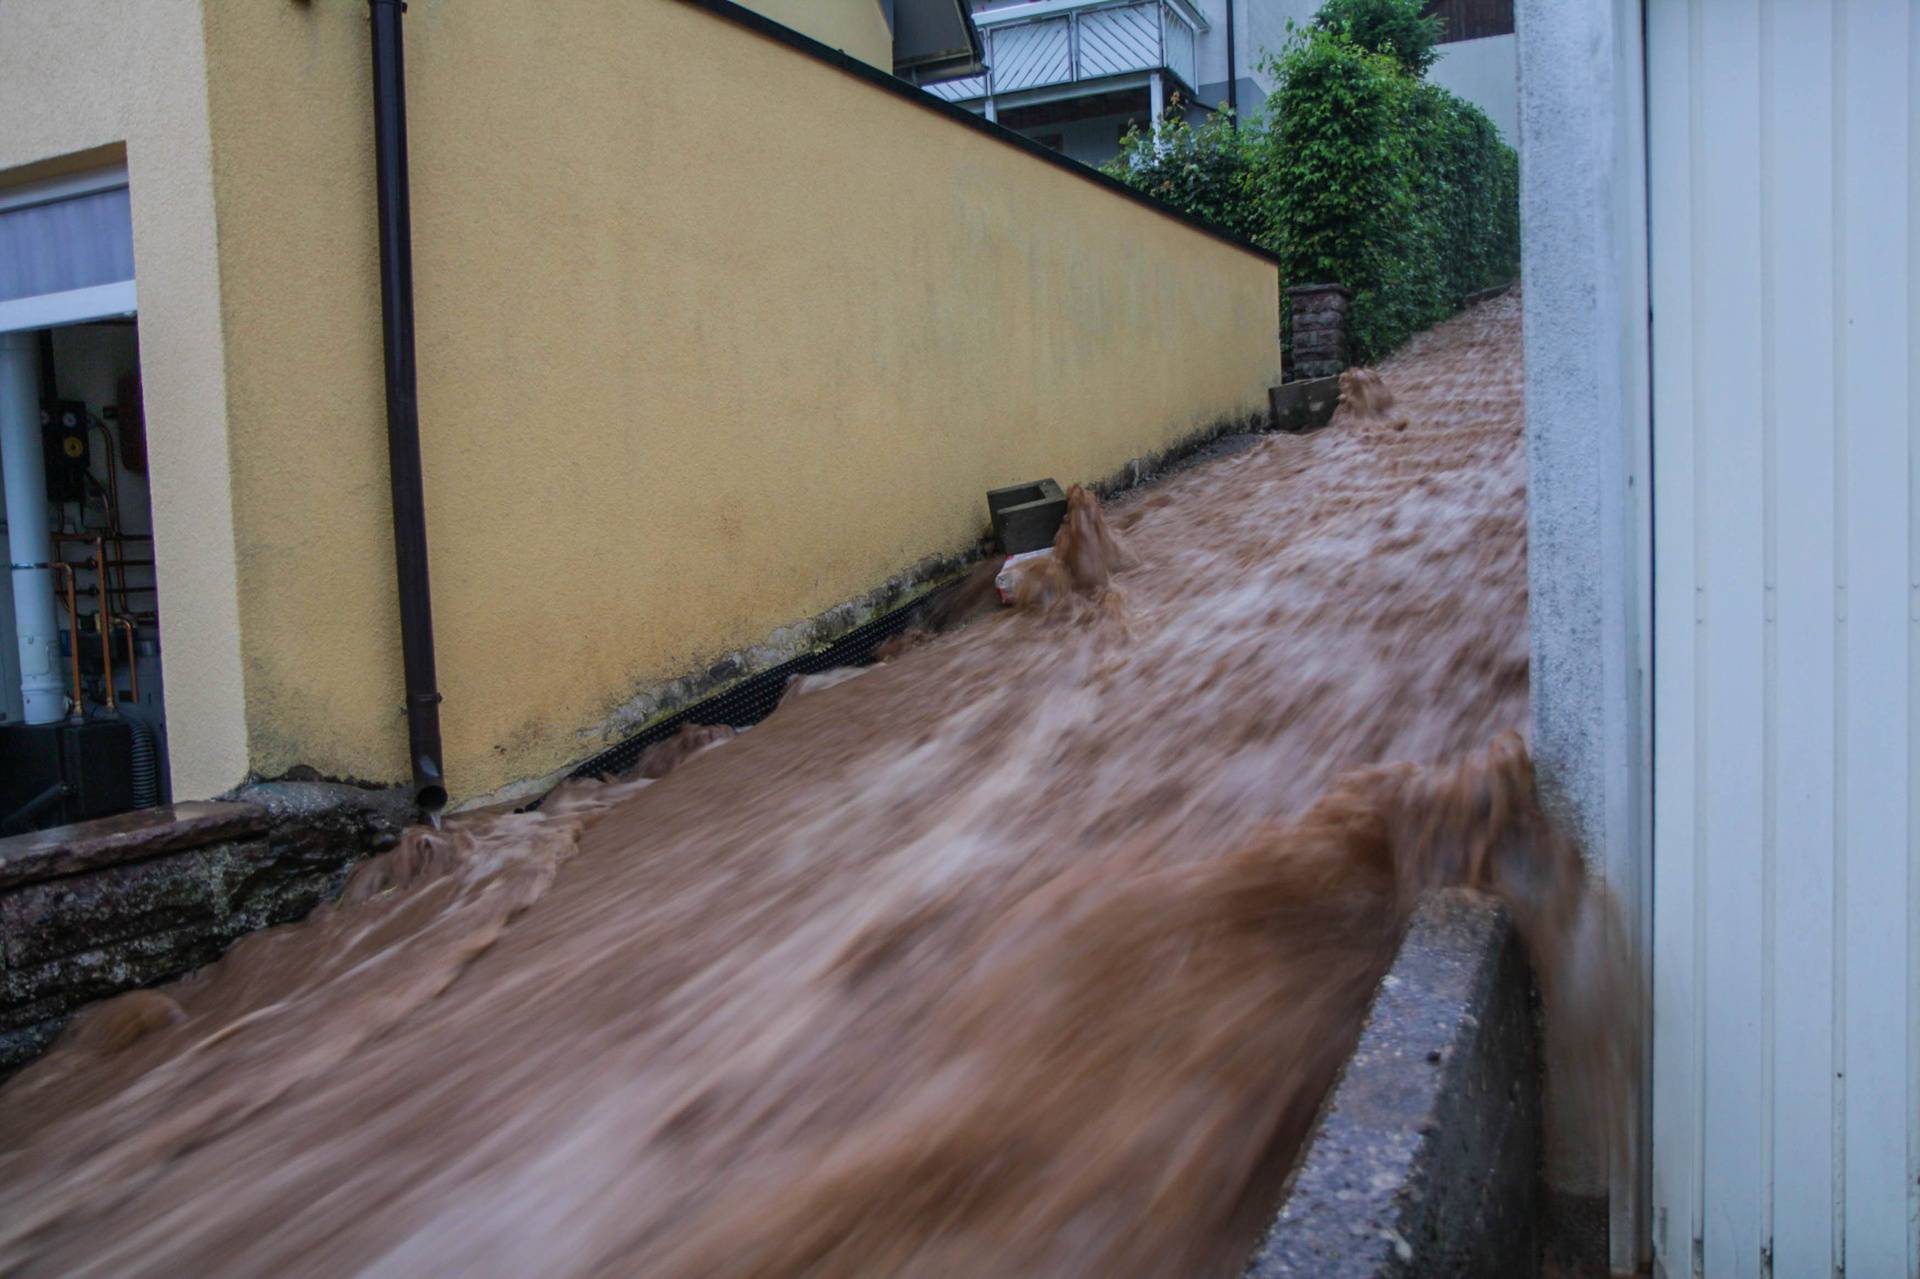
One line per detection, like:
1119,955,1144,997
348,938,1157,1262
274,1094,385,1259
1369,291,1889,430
1309,0,1444,77
1254,31,1426,360
1403,80,1520,309
1100,111,1264,245
1101,5,1519,364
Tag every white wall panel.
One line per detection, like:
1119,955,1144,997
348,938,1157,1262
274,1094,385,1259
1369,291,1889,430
1426,34,1517,140
1646,2,1918,1276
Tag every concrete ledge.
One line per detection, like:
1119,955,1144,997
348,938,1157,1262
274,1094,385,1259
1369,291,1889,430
1246,889,1539,1278
0,802,269,890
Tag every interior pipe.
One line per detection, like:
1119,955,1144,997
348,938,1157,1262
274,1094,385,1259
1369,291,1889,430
1,781,68,836
368,0,447,813
89,535,116,710
0,331,66,724
49,563,82,717
113,616,139,703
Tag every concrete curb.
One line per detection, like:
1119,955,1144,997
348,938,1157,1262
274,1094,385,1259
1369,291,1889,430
1245,889,1539,1278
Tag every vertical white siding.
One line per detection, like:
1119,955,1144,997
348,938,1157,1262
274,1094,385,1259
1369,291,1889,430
1646,2,1918,1276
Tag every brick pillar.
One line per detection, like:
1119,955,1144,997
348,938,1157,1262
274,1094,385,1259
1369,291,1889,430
1288,282,1352,380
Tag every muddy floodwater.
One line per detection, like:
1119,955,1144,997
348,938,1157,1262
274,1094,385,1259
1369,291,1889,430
0,294,1619,1277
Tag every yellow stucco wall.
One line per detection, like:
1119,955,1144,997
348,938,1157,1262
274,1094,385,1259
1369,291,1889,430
0,0,250,800
187,0,1282,800
736,0,895,69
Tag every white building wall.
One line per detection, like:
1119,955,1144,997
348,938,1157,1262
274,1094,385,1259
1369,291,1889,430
1230,1,1518,138
1427,33,1516,140
1234,0,1315,96
1645,3,1918,1277
1517,0,1652,1266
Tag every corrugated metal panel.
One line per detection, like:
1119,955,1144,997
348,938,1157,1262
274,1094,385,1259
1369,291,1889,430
1646,2,1918,1276
926,73,985,102
1077,3,1162,80
1163,13,1195,91
984,18,1072,93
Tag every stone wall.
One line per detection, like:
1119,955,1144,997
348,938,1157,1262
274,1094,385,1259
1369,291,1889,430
0,783,408,1072
1288,283,1353,380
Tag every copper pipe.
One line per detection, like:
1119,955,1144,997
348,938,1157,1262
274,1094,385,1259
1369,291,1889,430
66,584,158,597
53,534,150,562
51,532,150,616
47,563,82,720
112,617,140,704
90,419,123,534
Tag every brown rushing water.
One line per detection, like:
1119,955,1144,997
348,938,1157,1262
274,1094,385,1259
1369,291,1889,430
0,294,1623,1278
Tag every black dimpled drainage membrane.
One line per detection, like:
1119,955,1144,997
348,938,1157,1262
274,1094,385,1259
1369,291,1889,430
554,576,966,789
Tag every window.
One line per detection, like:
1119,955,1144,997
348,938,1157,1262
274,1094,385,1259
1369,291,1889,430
1422,0,1513,44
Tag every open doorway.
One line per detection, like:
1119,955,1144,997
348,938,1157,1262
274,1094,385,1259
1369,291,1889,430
1,164,168,834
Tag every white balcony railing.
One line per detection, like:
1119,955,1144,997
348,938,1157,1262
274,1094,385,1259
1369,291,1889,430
929,0,1208,107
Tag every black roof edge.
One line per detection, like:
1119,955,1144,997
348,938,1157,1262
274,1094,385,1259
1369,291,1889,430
676,0,1281,266
899,53,990,85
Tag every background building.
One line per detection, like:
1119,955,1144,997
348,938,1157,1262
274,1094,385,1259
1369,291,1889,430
929,0,1515,167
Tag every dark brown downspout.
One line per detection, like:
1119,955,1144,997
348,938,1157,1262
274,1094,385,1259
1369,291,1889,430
368,0,447,813
1224,0,1238,122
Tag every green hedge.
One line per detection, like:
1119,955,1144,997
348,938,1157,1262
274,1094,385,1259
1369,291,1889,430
1310,0,1444,76
1102,111,1264,245
1103,9,1519,365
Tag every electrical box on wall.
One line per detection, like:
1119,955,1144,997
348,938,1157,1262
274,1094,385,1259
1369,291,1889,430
40,399,89,503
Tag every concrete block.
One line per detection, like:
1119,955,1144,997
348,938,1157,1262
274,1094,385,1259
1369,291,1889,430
1268,377,1342,433
987,478,1068,554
